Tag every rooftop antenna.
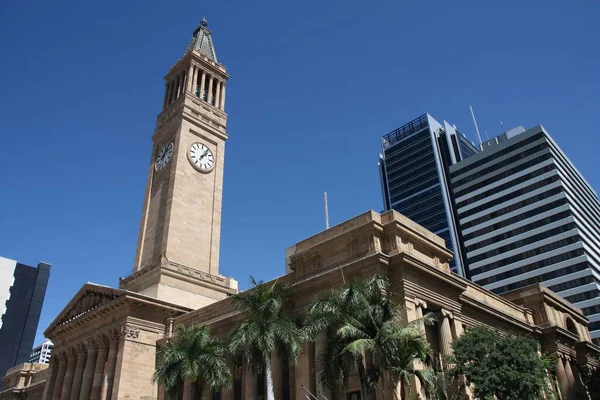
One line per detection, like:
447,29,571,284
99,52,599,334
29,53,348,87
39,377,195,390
500,120,507,134
324,192,330,229
469,105,484,150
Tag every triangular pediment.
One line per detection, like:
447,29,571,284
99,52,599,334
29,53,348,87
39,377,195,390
45,283,124,335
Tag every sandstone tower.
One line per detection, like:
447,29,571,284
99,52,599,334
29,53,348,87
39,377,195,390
119,18,237,308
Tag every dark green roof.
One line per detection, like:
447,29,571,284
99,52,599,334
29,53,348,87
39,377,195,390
185,17,217,62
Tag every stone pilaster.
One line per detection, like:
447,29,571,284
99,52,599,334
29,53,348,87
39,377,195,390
69,344,87,400
90,335,109,400
80,338,99,399
60,348,77,400
105,331,121,400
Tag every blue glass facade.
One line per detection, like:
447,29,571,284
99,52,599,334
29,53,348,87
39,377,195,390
379,114,478,276
0,260,50,385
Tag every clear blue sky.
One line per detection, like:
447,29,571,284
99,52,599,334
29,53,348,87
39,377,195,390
1,0,599,346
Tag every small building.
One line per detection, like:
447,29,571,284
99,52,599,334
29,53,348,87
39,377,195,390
0,363,49,400
29,340,53,365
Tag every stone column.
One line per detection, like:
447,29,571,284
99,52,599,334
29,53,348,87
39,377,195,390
105,333,120,400
570,360,586,399
187,65,194,92
166,318,174,338
414,299,427,333
182,381,192,400
181,71,186,96
90,336,109,400
50,352,67,400
270,350,283,399
43,356,59,400
243,366,256,399
69,344,87,400
214,80,221,109
199,71,206,99
556,355,570,398
294,341,311,399
168,80,174,104
60,349,77,400
174,76,180,100
162,82,169,110
220,83,226,110
314,332,331,400
221,363,235,400
439,309,454,359
411,299,428,400
207,76,214,105
79,339,99,399
175,74,181,99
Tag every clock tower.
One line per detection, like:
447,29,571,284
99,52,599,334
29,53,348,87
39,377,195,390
119,19,238,308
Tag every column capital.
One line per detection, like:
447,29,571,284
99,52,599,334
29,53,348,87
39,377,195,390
414,298,428,309
76,343,88,355
105,329,121,344
66,346,78,358
85,338,100,351
440,309,454,320
120,324,141,339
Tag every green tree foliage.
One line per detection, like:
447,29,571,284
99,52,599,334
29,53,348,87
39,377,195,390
581,360,600,400
450,326,550,400
304,274,437,400
229,276,303,400
152,324,231,400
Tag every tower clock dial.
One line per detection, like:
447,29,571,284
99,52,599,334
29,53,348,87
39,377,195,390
155,142,173,171
188,142,214,172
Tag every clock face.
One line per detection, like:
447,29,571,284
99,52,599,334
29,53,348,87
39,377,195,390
188,142,214,172
155,142,173,171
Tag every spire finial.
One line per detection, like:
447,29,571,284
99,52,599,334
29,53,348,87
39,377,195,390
201,17,208,27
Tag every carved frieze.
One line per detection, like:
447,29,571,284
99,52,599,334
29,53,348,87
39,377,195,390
56,291,119,328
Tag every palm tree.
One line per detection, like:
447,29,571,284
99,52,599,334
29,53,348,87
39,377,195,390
229,276,303,400
304,274,435,400
153,324,231,400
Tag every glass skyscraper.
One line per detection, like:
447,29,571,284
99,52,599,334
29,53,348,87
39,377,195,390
378,114,478,276
450,125,600,343
0,256,51,384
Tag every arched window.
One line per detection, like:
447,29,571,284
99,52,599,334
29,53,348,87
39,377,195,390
565,316,579,338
